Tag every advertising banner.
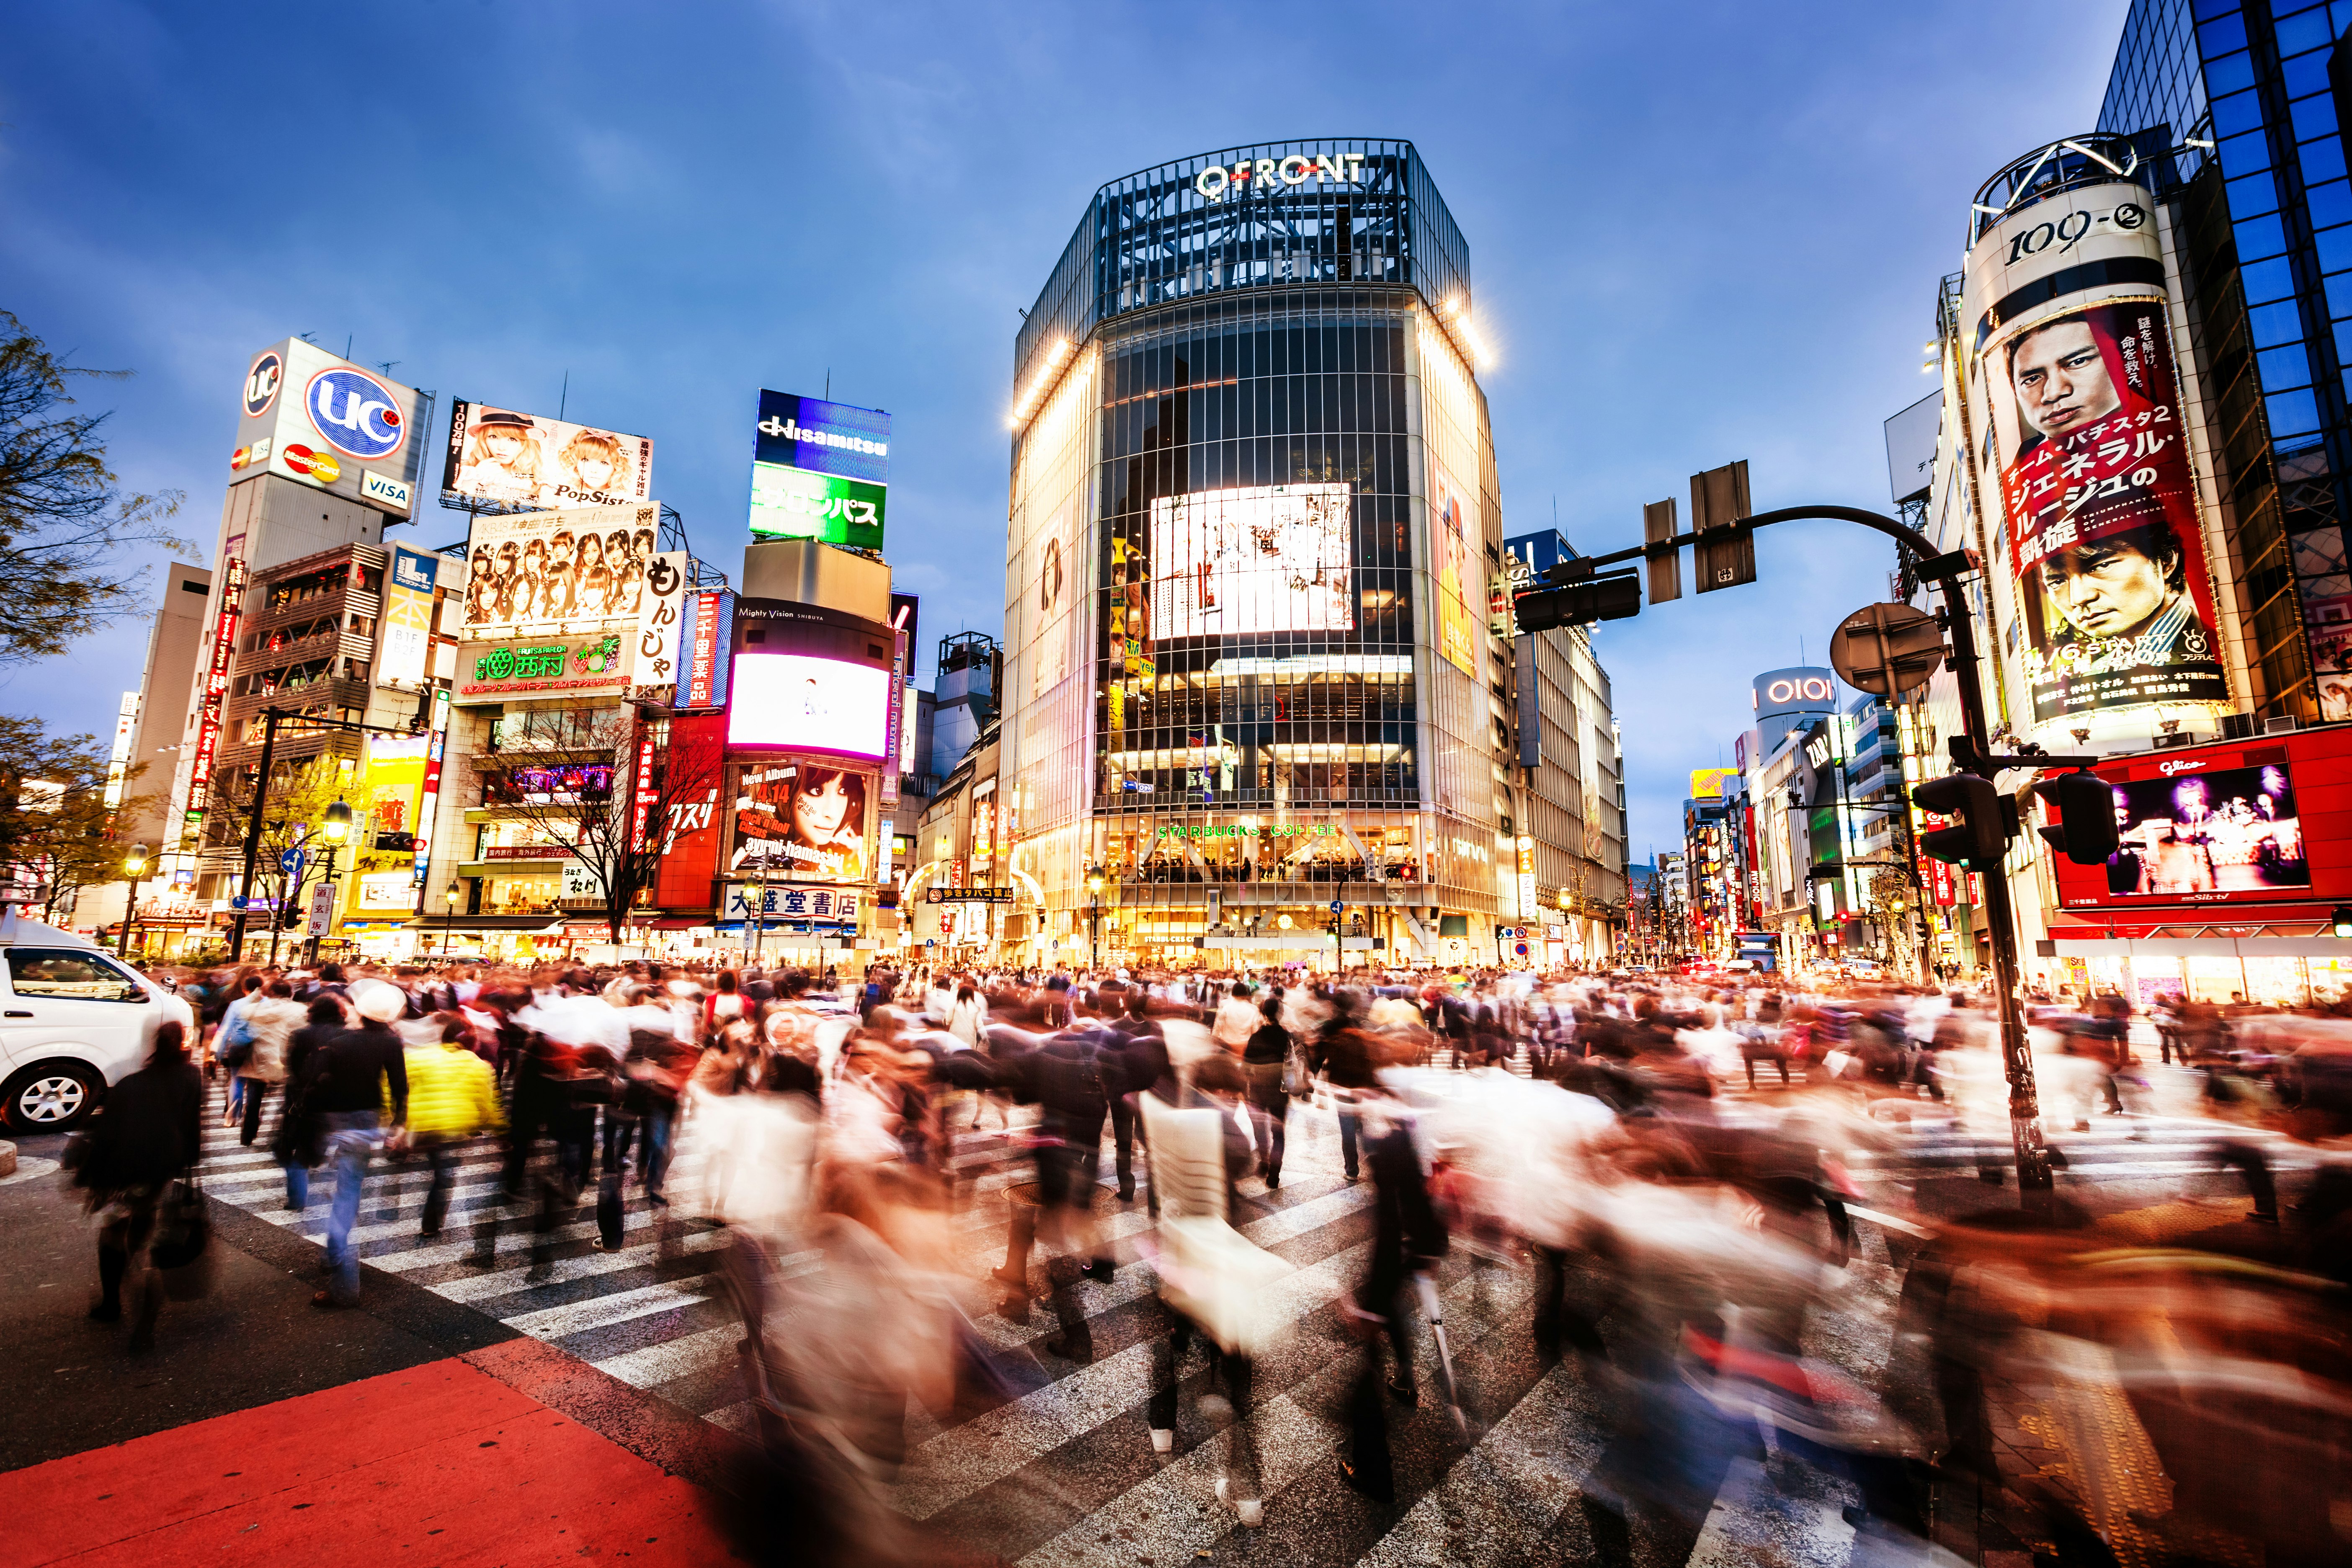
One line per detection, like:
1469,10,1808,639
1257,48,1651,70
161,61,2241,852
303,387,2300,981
678,589,736,710
455,631,632,704
748,464,886,549
747,389,891,549
1963,176,2228,732
181,544,247,848
380,546,438,689
1147,483,1352,640
460,503,662,641
730,760,874,883
1430,463,1478,678
231,340,425,518
411,687,450,887
355,871,414,913
1032,510,1073,699
359,733,428,849
630,551,688,698
442,400,654,511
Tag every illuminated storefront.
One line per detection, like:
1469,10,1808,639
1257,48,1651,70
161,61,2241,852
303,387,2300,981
1001,139,1529,967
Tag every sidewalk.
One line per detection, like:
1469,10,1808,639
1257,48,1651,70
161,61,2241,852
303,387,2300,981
2,1349,752,1567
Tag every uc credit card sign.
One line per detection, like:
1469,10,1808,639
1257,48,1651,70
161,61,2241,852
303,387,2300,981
753,390,890,486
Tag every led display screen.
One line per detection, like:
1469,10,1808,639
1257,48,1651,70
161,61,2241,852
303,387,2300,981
1148,482,1352,639
2104,760,2308,897
726,652,892,760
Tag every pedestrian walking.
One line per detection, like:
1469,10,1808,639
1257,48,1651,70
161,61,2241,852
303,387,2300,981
70,1019,203,1351
297,980,410,1308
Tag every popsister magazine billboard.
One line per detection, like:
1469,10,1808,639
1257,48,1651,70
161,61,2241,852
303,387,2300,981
442,400,655,511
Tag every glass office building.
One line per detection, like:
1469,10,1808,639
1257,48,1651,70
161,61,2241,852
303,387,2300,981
999,140,1526,966
2102,0,2352,717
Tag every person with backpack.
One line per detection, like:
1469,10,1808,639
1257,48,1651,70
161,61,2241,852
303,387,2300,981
71,1019,203,1351
231,980,309,1146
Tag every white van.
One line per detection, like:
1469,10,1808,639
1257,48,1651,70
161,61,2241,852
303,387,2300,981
0,909,198,1132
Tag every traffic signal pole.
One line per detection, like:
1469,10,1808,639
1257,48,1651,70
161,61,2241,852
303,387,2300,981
1548,501,2058,1204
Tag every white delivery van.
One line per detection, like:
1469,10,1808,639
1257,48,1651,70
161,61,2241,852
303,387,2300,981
0,908,198,1132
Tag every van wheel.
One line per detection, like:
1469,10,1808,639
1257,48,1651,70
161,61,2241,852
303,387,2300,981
3,1063,101,1133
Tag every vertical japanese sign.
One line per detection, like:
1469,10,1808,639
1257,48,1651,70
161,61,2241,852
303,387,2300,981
1963,176,2228,732
181,542,247,848
627,722,658,854
880,628,906,810
678,589,735,710
380,547,438,687
633,551,688,696
410,686,451,888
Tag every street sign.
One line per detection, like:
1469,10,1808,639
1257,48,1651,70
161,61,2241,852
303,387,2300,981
927,886,1019,904
1829,602,1945,696
280,847,306,878
303,879,335,938
1328,899,1343,914
230,896,248,911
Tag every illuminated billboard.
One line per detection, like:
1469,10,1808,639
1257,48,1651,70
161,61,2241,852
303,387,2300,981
1147,482,1352,640
230,340,425,517
726,653,893,760
1963,175,2228,733
441,401,654,511
753,391,890,485
747,389,890,550
730,760,873,883
2103,760,2306,897
1430,464,1477,677
379,546,438,689
459,503,662,641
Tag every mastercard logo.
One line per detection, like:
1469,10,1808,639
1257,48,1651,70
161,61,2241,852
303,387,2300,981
282,444,342,485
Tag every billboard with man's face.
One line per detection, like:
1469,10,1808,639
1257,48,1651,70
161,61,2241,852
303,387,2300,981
1964,175,2230,732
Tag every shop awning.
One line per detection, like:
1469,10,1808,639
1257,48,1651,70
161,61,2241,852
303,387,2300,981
399,915,567,932
2052,935,2352,958
647,918,707,930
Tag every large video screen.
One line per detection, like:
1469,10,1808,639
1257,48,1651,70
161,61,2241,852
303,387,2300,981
726,652,892,760
442,401,655,510
2105,760,2308,897
1148,483,1353,639
730,761,872,883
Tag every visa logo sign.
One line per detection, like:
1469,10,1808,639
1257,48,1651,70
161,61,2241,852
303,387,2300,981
361,470,412,510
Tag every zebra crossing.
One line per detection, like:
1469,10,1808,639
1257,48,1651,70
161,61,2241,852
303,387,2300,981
189,1070,2274,1566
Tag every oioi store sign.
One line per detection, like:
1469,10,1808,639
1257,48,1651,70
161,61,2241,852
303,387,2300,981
1195,152,1367,204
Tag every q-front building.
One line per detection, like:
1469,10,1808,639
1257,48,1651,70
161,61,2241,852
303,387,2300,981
992,139,1621,970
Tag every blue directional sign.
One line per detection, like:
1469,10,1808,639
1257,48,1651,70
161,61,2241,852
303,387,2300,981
280,848,306,878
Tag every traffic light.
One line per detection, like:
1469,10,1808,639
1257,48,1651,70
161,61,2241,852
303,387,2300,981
1911,772,2009,869
1513,570,1640,631
2031,770,2120,867
2333,905,2352,939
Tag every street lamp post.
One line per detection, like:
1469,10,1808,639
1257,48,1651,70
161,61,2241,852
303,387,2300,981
442,879,463,961
119,843,149,959
1085,866,1104,973
305,798,352,966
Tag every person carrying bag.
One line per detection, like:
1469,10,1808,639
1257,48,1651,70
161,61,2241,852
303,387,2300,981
71,1020,205,1349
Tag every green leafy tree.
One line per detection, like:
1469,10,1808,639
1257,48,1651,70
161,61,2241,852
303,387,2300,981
206,756,357,955
0,715,153,924
0,310,191,663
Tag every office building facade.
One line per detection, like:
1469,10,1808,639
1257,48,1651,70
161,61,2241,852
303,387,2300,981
999,139,1602,967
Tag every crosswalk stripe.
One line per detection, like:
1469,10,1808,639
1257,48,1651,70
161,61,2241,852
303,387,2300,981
500,1279,717,1340
433,1225,730,1306
593,1323,748,1388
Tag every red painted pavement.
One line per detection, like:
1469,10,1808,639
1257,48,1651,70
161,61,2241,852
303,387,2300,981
0,1356,752,1567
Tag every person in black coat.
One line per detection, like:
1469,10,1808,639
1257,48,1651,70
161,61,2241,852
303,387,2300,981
72,1020,203,1350
992,999,1117,1359
274,996,348,1212
1104,986,1168,1204
1336,1066,1448,1504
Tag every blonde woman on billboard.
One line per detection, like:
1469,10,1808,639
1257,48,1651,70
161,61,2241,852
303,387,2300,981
454,409,543,503
551,429,633,506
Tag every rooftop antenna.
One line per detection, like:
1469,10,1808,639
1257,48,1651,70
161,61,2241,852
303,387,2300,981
343,335,352,360
825,369,831,400
376,360,400,376
558,370,569,421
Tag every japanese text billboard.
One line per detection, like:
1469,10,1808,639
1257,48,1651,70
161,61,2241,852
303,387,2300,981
1964,177,2228,732
441,400,654,511
748,389,890,550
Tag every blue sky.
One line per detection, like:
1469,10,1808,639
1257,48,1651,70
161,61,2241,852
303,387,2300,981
2,0,2127,862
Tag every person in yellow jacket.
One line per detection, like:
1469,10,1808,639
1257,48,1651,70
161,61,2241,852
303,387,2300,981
393,1016,504,1238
